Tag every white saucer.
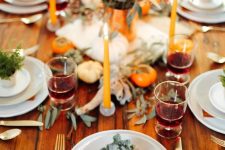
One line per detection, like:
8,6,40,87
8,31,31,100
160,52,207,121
189,0,223,10
0,57,49,118
4,0,46,6
177,5,225,24
189,69,225,120
0,68,31,97
188,72,225,134
0,56,44,106
180,0,225,14
0,3,47,14
209,82,225,113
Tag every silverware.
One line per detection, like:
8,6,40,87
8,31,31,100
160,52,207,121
211,135,225,147
55,134,65,150
207,52,225,64
0,129,21,140
0,120,43,126
175,137,183,150
0,14,43,25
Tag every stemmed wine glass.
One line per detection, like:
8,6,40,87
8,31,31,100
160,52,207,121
166,34,197,85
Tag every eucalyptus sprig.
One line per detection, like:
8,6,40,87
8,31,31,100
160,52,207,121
220,69,225,87
66,111,97,131
37,105,46,131
44,106,61,129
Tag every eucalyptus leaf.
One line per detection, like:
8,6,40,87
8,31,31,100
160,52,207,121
146,107,156,120
136,99,141,110
127,113,136,120
80,115,92,127
135,115,147,125
124,79,137,99
37,113,43,131
80,114,97,122
50,107,58,126
45,108,52,129
70,113,77,131
126,109,137,113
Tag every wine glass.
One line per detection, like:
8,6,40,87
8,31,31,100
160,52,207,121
45,57,78,111
154,81,188,139
166,34,197,85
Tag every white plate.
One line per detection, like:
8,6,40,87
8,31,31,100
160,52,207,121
0,68,30,97
189,69,225,120
0,57,44,106
179,0,225,14
189,0,223,10
209,82,225,113
188,72,225,134
0,57,49,118
4,0,46,6
72,130,166,150
177,5,225,24
0,3,47,14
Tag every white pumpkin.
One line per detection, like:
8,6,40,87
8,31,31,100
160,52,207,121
86,33,129,64
77,60,103,83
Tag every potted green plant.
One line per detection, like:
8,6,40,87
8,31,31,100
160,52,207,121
0,48,24,87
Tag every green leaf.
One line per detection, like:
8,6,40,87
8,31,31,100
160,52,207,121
80,114,97,122
220,75,225,87
45,108,52,129
146,107,156,120
50,107,58,126
126,109,137,113
135,115,147,125
37,113,43,131
70,113,77,131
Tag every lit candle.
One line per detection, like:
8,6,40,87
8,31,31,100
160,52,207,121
103,23,111,109
169,0,178,44
49,0,57,25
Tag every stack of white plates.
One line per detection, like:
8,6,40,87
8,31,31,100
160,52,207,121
0,0,47,14
188,69,225,134
0,56,49,118
178,0,225,24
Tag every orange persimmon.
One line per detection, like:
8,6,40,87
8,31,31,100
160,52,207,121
130,65,157,88
52,37,74,54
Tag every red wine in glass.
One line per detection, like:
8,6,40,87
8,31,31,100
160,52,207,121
167,52,192,74
56,0,69,11
48,74,76,102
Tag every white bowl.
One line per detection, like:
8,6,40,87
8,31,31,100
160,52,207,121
209,82,225,113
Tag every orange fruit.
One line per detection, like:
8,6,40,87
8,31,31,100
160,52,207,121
52,37,74,54
170,39,194,53
130,65,157,88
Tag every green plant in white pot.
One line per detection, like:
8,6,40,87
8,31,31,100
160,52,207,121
0,49,24,87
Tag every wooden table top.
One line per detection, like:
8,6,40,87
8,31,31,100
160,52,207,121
0,11,225,150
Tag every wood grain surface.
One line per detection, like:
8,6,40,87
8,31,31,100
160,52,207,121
0,11,225,150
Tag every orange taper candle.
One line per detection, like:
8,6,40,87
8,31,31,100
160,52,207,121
49,0,57,25
169,0,178,44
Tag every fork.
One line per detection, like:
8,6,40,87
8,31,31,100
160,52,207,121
211,135,225,148
55,134,65,150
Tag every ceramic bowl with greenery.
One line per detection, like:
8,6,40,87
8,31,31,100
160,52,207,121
0,49,24,87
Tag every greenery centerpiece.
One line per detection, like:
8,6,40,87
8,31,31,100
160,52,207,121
0,49,24,87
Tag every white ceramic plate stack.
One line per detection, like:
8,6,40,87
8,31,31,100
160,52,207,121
0,56,49,118
188,69,225,134
178,0,225,24
0,0,47,14
72,130,166,150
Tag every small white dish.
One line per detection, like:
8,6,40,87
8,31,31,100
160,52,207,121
72,130,166,150
0,68,31,97
0,56,44,106
189,0,223,10
0,3,47,15
209,82,225,113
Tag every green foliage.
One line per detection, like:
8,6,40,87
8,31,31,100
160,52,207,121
220,69,225,88
0,48,24,80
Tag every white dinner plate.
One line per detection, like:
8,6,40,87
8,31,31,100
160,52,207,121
0,3,47,14
188,71,225,134
0,68,30,97
177,5,225,24
0,57,49,118
189,69,225,120
209,82,225,113
0,57,44,106
179,0,225,14
4,0,46,6
72,130,166,150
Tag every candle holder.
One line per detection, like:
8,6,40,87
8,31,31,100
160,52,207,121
46,19,61,32
99,101,115,117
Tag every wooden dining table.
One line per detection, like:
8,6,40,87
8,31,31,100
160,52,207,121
0,10,225,150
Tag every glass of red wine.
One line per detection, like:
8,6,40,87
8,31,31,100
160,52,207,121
154,81,188,139
166,34,196,85
46,56,77,111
